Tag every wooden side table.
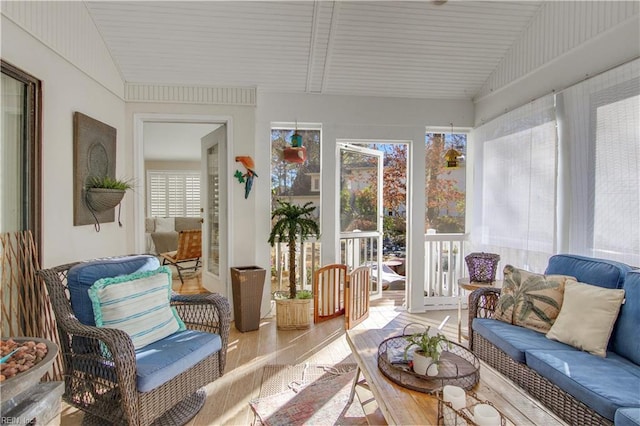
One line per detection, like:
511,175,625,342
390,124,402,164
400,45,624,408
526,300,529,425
457,278,502,343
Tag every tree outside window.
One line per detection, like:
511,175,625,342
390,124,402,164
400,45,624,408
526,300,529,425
426,133,466,233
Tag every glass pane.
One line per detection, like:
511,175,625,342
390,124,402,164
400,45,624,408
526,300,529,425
1,73,25,232
340,149,378,232
425,133,467,233
208,144,220,275
270,128,321,293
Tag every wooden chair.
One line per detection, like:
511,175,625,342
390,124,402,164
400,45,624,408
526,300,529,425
160,229,202,285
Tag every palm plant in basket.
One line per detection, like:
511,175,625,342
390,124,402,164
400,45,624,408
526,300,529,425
268,200,319,330
404,326,451,376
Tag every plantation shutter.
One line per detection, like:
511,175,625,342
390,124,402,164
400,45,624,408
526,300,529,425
147,170,201,217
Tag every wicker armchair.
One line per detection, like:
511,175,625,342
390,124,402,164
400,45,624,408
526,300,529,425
39,260,230,426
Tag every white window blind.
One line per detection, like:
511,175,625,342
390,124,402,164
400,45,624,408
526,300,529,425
147,170,201,218
557,59,640,266
472,95,557,271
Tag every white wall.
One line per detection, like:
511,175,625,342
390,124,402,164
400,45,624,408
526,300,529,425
256,92,474,313
1,15,127,268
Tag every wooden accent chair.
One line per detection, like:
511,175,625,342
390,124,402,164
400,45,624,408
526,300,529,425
160,229,202,285
313,264,347,323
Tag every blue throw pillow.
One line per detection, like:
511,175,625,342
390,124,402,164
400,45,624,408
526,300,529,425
67,255,160,325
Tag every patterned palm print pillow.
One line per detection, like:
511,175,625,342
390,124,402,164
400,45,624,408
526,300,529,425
495,265,575,333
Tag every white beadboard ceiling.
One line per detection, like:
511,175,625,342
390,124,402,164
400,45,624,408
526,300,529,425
85,0,546,100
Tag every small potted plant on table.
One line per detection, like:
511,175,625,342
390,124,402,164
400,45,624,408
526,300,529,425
404,326,451,376
268,200,319,330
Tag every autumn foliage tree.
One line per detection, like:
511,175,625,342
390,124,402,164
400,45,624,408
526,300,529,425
426,133,466,233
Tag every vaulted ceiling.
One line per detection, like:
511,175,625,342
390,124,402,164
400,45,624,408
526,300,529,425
85,1,543,100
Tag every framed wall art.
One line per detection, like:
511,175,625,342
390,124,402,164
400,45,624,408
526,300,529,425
73,112,117,226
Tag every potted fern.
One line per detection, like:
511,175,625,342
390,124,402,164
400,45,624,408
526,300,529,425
404,326,451,376
268,200,319,330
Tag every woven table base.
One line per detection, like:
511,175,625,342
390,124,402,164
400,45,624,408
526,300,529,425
82,389,206,426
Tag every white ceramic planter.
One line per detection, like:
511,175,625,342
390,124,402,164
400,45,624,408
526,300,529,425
412,351,439,376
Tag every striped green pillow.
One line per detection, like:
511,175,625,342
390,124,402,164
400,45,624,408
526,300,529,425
89,266,185,350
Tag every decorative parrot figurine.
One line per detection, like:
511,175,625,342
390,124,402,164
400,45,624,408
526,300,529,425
235,156,258,199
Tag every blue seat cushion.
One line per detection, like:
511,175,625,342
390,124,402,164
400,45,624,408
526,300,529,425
135,329,222,392
67,255,160,325
526,350,640,421
472,318,577,363
544,254,632,289
616,408,640,426
611,270,640,365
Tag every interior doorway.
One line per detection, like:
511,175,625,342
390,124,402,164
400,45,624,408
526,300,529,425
133,114,233,296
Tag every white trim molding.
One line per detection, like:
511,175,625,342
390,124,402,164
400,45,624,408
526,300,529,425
125,84,256,105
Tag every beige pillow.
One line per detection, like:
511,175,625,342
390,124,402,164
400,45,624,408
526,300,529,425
546,281,625,357
494,265,572,333
145,218,156,233
155,217,175,233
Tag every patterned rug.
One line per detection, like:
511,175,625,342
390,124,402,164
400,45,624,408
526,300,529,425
250,363,368,426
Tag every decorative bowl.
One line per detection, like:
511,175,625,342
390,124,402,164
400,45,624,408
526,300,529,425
0,337,59,402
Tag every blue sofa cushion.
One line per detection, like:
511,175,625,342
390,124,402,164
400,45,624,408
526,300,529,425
67,255,160,325
526,350,640,421
616,408,640,426
544,254,632,289
612,270,640,365
135,329,222,392
472,318,577,363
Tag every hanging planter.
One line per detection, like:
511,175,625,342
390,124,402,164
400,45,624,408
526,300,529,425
283,146,307,163
84,176,133,232
283,127,307,163
85,188,125,212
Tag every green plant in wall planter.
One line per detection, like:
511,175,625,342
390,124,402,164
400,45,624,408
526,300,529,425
268,200,320,330
85,176,133,231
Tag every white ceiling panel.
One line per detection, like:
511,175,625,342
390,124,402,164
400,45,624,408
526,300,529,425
85,0,545,99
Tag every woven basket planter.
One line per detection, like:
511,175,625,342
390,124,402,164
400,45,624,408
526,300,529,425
85,188,125,212
275,298,311,330
465,252,500,283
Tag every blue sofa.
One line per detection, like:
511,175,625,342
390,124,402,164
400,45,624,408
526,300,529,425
469,254,640,426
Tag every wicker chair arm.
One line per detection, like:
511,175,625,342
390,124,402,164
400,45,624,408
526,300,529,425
468,287,502,351
38,265,139,422
171,292,231,373
55,318,139,423
468,287,501,318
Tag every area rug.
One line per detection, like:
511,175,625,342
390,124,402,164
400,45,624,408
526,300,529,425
250,363,368,426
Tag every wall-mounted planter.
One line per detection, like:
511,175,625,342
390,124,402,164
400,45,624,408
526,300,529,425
85,188,125,213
